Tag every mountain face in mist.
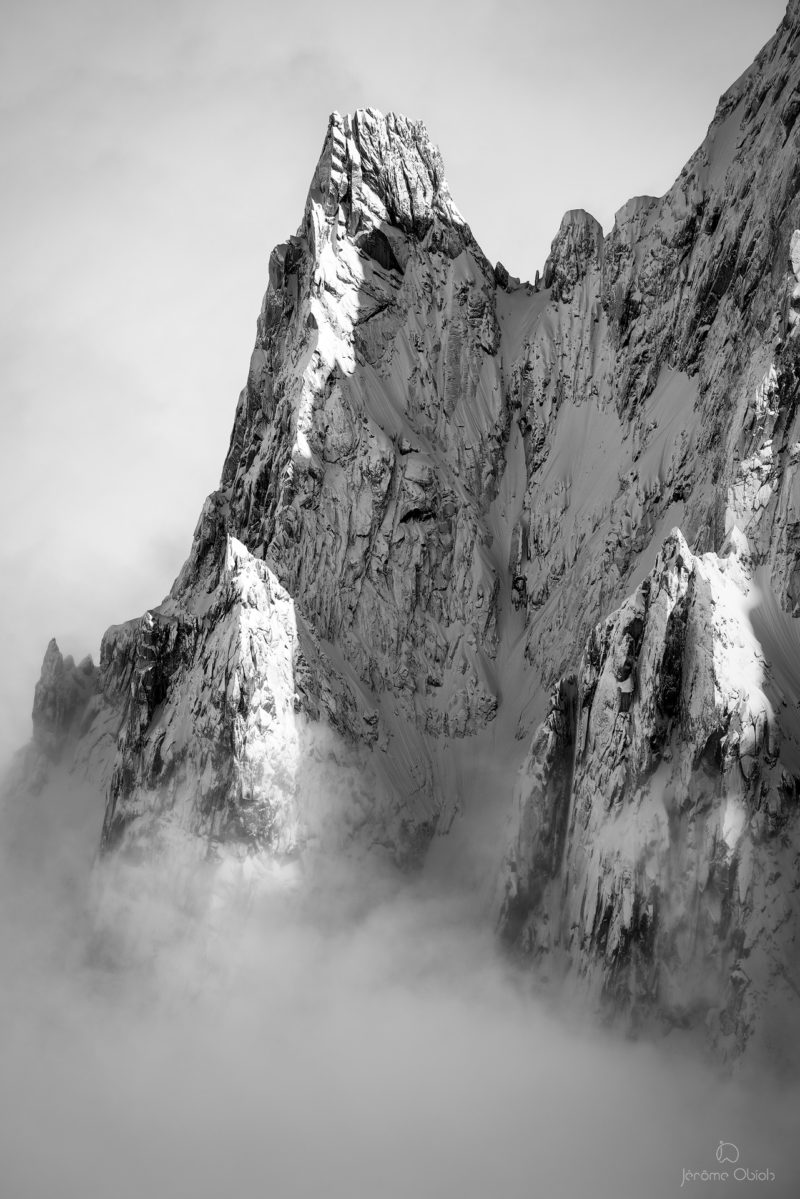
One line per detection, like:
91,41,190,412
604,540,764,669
14,2,800,1059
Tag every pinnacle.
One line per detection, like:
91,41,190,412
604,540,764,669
308,106,459,238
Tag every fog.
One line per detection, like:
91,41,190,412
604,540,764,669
0,771,797,1199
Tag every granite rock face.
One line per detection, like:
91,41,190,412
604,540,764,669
32,640,97,759
492,2,800,1057
101,535,406,859
11,4,800,1054
498,530,800,1059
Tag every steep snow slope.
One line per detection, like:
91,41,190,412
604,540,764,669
10,1,800,1057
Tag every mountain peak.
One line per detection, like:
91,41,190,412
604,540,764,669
307,106,464,238
31,639,96,758
542,208,604,302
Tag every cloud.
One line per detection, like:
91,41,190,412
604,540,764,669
0,770,797,1199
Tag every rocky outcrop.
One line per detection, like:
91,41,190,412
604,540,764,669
10,5,800,1057
4,639,115,800
542,210,604,304
101,535,414,859
32,640,97,759
498,529,800,1059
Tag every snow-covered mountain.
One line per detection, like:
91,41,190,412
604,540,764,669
10,0,800,1059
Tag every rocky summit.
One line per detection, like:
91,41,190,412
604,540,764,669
10,3,800,1062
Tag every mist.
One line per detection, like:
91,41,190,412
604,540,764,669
0,768,797,1199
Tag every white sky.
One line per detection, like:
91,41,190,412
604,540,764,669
0,0,788,765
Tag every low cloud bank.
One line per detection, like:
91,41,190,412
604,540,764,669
0,775,797,1199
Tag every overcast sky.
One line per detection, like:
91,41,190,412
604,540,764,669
0,0,788,765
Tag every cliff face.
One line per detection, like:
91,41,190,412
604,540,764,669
13,3,800,1055
498,530,800,1059
492,2,800,1059
93,108,516,860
